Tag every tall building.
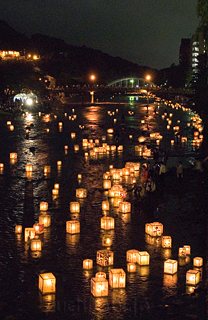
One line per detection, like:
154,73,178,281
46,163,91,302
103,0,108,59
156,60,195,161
191,32,206,75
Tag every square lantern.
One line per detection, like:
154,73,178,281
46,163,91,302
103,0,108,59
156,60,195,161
178,247,186,257
146,222,163,237
74,145,79,151
39,215,51,228
101,217,114,230
126,250,139,263
164,259,178,274
127,263,136,273
186,270,200,286
113,197,123,208
71,132,76,139
52,189,59,196
103,180,111,190
39,273,56,294
70,202,80,213
91,277,108,297
25,228,36,242
25,164,33,172
44,166,51,176
102,233,112,247
10,152,17,159
102,201,110,211
183,245,191,255
76,188,87,198
117,145,123,152
40,202,48,212
15,225,22,234
33,223,44,234
66,220,80,234
97,249,114,266
109,269,126,288
193,257,203,267
54,183,60,190
83,259,93,269
119,201,131,213
138,251,150,266
30,238,42,251
162,236,172,248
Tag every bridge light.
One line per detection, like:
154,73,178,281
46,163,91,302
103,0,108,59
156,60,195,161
146,75,151,81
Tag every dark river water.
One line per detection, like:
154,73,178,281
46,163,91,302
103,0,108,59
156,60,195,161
0,95,206,319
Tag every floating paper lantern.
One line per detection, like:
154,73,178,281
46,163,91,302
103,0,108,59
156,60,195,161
178,247,186,257
33,223,44,234
10,152,17,159
126,250,139,263
127,263,136,272
25,228,36,242
102,200,110,211
66,220,80,234
77,174,82,180
83,259,93,269
103,179,111,190
117,145,123,152
58,122,62,127
186,270,200,286
52,189,59,196
193,257,203,267
74,145,79,151
164,259,178,274
102,233,112,247
138,136,146,143
101,217,114,230
39,273,56,294
7,121,11,125
40,202,48,211
109,269,126,288
138,251,150,265
122,167,130,176
0,163,4,172
76,188,87,198
113,197,123,208
97,249,114,266
71,132,76,138
119,201,131,213
110,145,116,152
10,125,14,131
171,140,174,145
44,166,51,176
107,128,114,134
70,202,80,213
15,225,22,234
30,238,42,251
95,272,106,279
183,245,191,255
39,215,51,228
91,277,108,297
25,164,33,172
145,222,163,236
162,236,172,248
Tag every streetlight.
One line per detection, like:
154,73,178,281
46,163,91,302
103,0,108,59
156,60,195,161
90,74,96,81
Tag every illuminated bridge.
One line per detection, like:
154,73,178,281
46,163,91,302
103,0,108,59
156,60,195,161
108,77,154,88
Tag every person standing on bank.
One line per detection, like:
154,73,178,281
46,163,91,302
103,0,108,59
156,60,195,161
177,161,183,184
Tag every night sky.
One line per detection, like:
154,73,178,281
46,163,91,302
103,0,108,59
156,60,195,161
1,0,199,69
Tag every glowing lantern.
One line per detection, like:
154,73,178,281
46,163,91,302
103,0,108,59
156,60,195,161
127,263,136,272
126,250,139,263
138,251,150,265
187,122,191,127
10,125,14,131
95,272,106,279
164,259,178,274
44,166,51,176
66,220,80,234
7,121,11,125
97,249,114,266
102,200,110,211
186,270,200,286
107,128,114,134
171,140,174,145
40,202,48,211
145,222,163,236
183,245,191,255
138,136,146,143
77,174,82,180
64,145,68,150
33,223,44,234
52,188,59,195
39,273,56,294
74,145,79,151
15,225,22,234
113,197,123,208
178,247,186,257
91,277,108,297
76,188,87,198
25,228,35,242
193,257,203,267
167,125,170,130
122,167,130,176
39,215,51,228
162,236,172,248
83,259,93,269
71,132,76,138
30,238,42,251
102,233,112,247
103,179,111,190
110,145,116,152
25,164,33,172
70,202,80,213
58,122,62,127
117,145,123,152
0,163,4,174
109,269,126,288
101,217,114,230
82,139,88,147
10,152,17,159
119,201,131,213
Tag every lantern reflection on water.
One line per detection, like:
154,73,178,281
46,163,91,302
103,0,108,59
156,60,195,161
97,249,114,266
127,263,136,273
66,220,80,234
186,270,200,285
91,277,108,297
109,269,126,288
39,273,56,294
